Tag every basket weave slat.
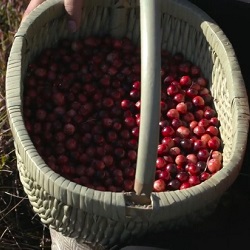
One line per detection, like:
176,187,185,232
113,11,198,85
5,0,250,248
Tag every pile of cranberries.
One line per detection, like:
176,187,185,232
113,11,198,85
23,35,222,192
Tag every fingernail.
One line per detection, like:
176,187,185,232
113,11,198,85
68,20,77,33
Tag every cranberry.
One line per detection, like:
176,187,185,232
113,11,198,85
185,163,200,175
176,102,187,114
204,108,217,119
180,182,191,190
207,136,221,150
157,144,168,156
167,85,179,96
207,158,222,173
156,157,167,169
173,93,185,103
197,149,210,161
175,154,187,166
167,179,181,191
176,126,191,138
186,88,198,98
153,179,166,192
206,126,219,136
192,96,205,108
176,171,189,183
161,126,175,137
200,171,211,182
179,75,191,87
165,163,178,177
23,35,223,193
157,170,171,181
167,108,180,119
188,175,201,186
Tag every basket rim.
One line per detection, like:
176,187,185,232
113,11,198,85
5,0,250,221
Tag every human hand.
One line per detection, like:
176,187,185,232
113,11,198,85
22,0,84,32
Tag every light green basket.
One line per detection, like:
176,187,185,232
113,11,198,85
5,0,250,249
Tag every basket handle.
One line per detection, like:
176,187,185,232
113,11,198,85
134,0,161,198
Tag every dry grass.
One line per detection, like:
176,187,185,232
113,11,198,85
0,1,51,249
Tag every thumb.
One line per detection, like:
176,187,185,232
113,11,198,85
64,0,84,32
22,0,45,22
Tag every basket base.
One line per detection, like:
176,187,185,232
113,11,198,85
50,227,103,250
50,227,167,250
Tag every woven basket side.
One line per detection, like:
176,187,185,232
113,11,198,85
15,141,220,249
15,144,151,248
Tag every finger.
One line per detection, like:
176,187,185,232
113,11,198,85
22,0,45,22
64,0,84,32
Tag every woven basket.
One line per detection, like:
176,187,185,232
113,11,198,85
5,0,250,249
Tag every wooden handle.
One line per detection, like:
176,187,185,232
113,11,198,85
134,0,161,197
